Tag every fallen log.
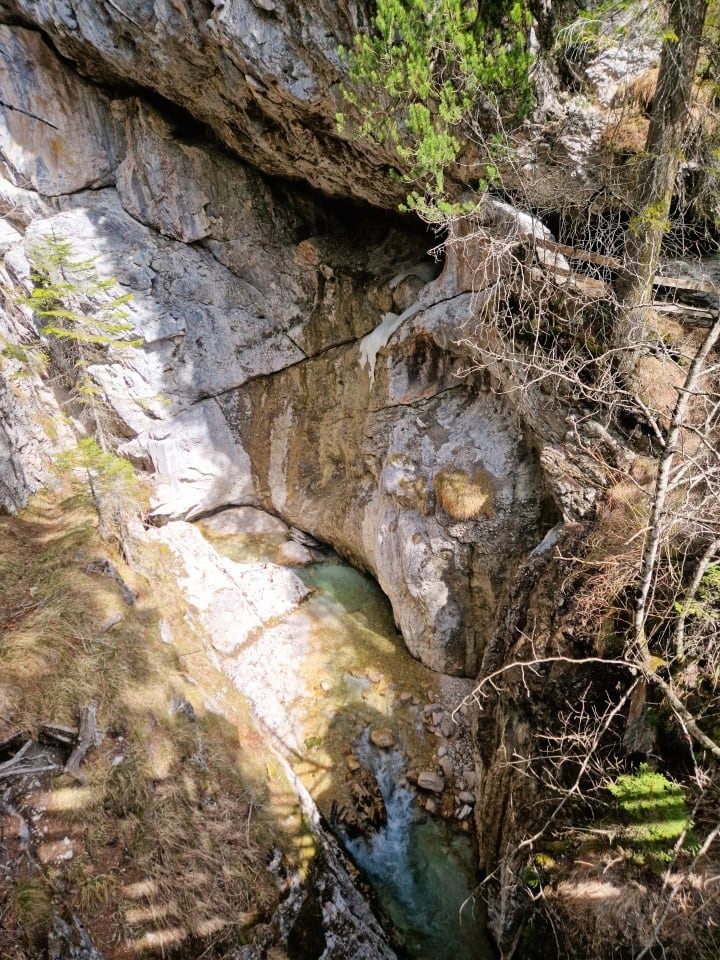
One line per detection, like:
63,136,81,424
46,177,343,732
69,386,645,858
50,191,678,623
0,731,30,762
651,301,717,325
0,739,32,774
65,704,102,781
534,237,720,295
40,723,79,747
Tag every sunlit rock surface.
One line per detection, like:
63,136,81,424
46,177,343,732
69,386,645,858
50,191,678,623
0,14,634,954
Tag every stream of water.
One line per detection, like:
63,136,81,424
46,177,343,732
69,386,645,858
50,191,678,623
200,522,493,959
343,733,492,960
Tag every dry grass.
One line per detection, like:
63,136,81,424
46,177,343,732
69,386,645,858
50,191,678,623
433,467,496,521
613,67,659,113
570,481,650,645
0,489,281,958
542,853,720,960
66,860,117,912
132,720,269,943
530,779,720,958
12,874,54,949
602,66,720,177
601,68,657,160
601,113,651,158
0,497,137,732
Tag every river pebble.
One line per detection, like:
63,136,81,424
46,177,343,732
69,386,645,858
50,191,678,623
458,791,475,805
417,771,445,793
370,728,395,749
440,717,456,738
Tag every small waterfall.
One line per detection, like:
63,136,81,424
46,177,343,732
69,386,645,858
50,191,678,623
341,733,491,960
346,734,419,911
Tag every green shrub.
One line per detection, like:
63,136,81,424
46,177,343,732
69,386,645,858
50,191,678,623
675,564,720,623
16,233,145,548
338,0,533,214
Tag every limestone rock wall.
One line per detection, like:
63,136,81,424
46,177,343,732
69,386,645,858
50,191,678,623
0,24,554,678
1,0,402,207
221,302,549,675
0,0,665,216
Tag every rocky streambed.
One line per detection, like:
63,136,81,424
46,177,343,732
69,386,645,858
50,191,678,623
156,504,492,958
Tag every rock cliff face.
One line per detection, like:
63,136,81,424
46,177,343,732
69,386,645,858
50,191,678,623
1,0,401,207
221,298,550,675
0,0,666,215
0,5,659,955
0,23,561,678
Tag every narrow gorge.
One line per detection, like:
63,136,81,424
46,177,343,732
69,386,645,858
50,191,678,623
1,2,719,959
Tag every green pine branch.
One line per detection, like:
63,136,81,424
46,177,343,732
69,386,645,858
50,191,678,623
338,0,534,215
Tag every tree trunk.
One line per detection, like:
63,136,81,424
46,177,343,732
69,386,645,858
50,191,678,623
632,315,720,660
614,0,708,378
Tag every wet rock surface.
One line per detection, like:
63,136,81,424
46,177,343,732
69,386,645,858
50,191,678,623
276,540,315,566
369,728,395,749
224,320,548,675
268,757,400,960
417,771,446,794
338,766,388,836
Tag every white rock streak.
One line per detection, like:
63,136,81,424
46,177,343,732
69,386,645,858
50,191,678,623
483,198,571,276
360,302,423,385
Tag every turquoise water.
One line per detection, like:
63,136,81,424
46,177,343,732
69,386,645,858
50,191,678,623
296,561,398,632
200,531,493,959
343,737,492,960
